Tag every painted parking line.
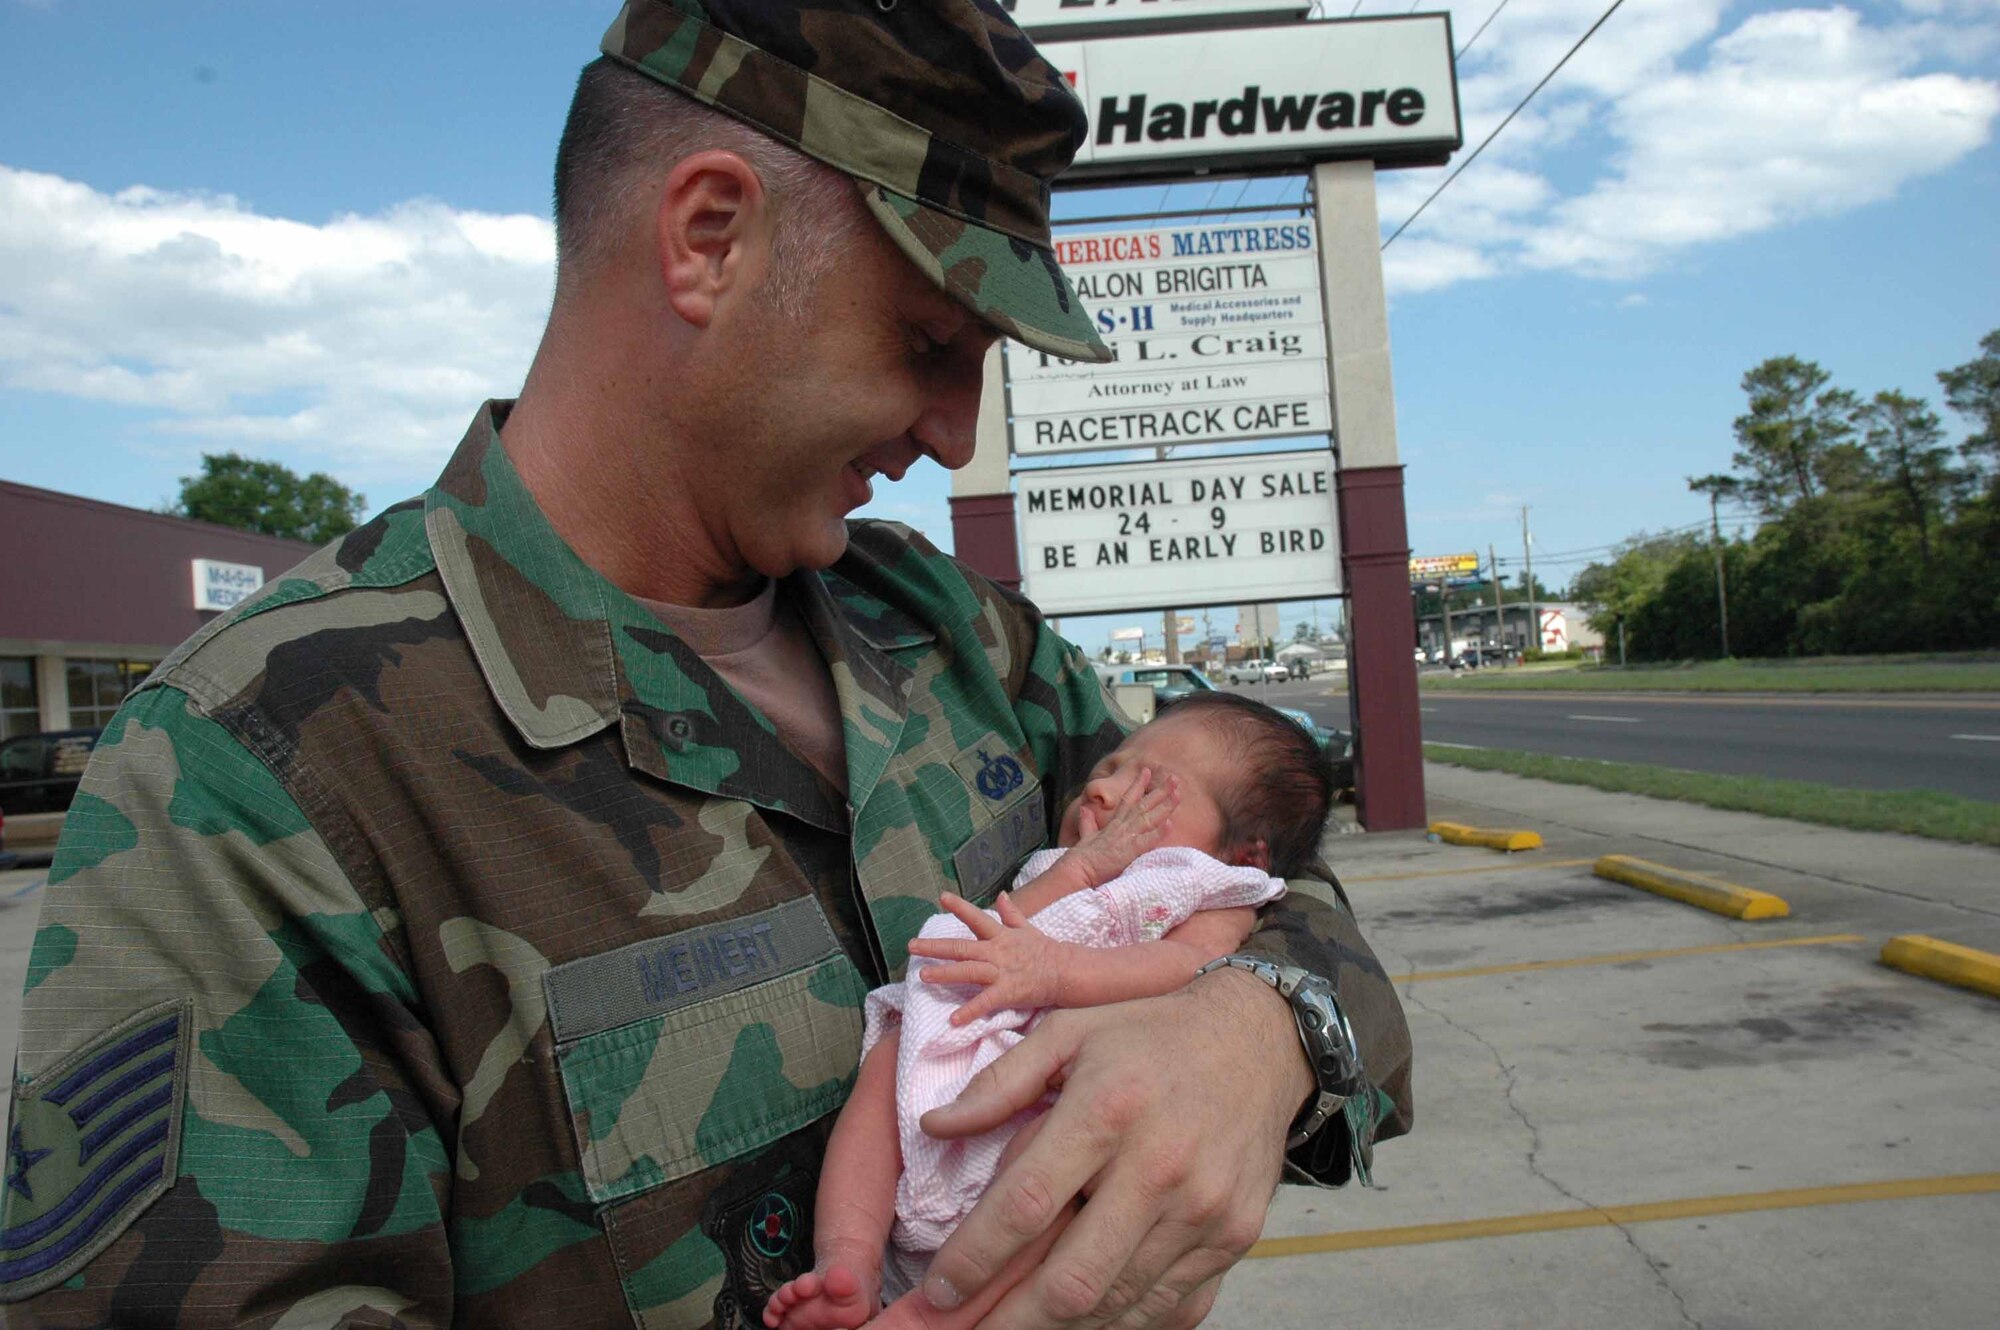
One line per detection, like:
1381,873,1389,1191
1566,714,1641,723
1397,933,1867,985
1948,734,2000,742
2,876,45,903
1247,1172,2000,1260
1346,857,1594,884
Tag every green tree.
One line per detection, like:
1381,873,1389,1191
172,453,366,544
1938,328,2000,481
1855,390,1957,567
1730,357,1860,514
1572,531,1705,641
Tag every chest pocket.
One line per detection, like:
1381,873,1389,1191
544,897,869,1205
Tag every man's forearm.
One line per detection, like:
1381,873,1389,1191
1238,878,1415,1180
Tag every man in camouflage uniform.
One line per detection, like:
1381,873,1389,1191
1,1,1412,1325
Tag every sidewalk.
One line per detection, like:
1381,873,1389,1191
1211,763,2000,1330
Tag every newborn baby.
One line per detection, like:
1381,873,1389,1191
764,690,1339,1330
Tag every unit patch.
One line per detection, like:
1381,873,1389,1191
0,1000,190,1301
702,1142,820,1330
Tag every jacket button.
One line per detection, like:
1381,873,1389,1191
666,716,693,743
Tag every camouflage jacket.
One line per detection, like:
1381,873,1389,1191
3,403,1412,1327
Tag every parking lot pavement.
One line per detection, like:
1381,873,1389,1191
0,867,44,1124
4,784,1996,1326
1209,770,2000,1330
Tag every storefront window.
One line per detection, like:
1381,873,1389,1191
65,659,152,731
1,657,36,740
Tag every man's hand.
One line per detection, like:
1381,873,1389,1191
914,969,1312,1330
907,893,1079,1026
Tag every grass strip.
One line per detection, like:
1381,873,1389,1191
1421,744,2000,848
1421,657,2000,694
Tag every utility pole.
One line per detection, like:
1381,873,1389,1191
1521,506,1538,658
1488,543,1508,664
1163,608,1181,664
1707,491,1731,659
1441,585,1454,664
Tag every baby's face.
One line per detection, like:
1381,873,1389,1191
1057,712,1233,858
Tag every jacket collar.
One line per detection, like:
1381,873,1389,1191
426,402,933,823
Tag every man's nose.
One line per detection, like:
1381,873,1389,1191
912,342,988,470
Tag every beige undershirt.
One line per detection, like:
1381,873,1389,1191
638,580,849,795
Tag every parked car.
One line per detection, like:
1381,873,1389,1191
0,728,102,816
1225,659,1288,685
1095,664,1345,759
1284,657,1314,680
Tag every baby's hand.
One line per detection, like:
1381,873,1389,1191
1069,767,1180,886
906,892,1075,1025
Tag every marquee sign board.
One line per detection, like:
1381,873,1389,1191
1043,15,1461,181
1003,0,1310,42
1017,449,1339,614
1410,552,1480,582
1005,219,1329,457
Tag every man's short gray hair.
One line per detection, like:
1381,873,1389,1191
554,57,864,316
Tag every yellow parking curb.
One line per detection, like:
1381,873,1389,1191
1428,821,1543,852
1593,854,1789,920
1880,935,2000,999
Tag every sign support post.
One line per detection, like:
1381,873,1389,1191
1312,158,1424,829
949,347,1021,591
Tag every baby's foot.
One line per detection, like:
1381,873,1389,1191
762,1262,879,1330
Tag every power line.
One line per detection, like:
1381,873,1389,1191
1382,0,1628,251
1455,0,1513,60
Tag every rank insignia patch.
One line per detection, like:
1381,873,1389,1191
0,1000,190,1301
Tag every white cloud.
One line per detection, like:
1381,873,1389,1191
1382,3,2000,292
0,165,553,483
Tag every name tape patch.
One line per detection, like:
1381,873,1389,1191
952,792,1049,904
544,897,841,1044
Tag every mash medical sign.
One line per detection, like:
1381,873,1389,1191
1043,15,1460,179
1018,450,1339,614
191,559,264,612
1003,0,1308,42
1005,219,1328,456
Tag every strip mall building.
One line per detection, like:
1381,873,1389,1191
0,480,315,741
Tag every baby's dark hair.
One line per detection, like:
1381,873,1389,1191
1154,691,1338,879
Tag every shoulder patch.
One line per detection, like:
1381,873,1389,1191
1,1000,191,1301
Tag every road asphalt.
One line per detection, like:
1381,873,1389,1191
3,766,1996,1328
1230,676,2000,801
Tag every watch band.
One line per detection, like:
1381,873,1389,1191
1196,954,1363,1150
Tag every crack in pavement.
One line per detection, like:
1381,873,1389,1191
1404,984,1703,1328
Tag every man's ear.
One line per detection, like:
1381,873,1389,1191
1232,838,1272,872
655,149,771,329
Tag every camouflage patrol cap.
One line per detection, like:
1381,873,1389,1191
600,0,1113,364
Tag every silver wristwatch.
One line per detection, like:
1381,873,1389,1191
1196,955,1364,1150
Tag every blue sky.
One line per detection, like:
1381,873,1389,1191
3,1,1996,655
